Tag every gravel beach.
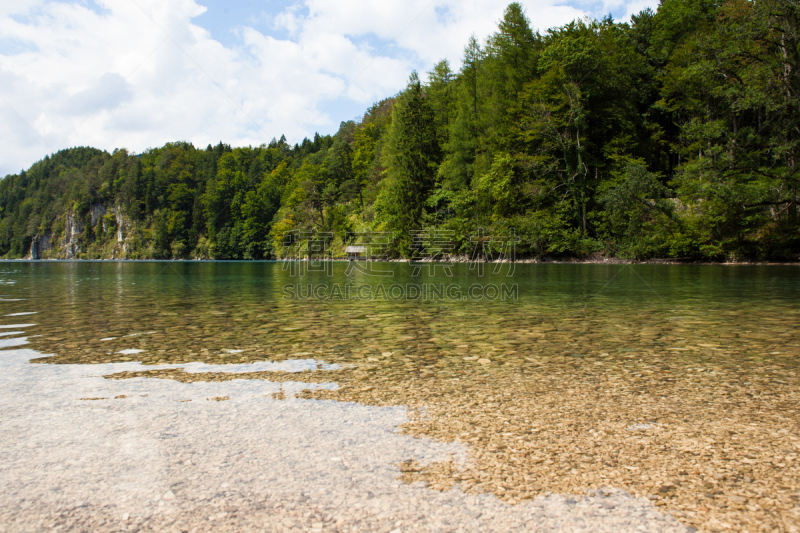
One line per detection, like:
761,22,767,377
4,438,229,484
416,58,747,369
0,343,689,533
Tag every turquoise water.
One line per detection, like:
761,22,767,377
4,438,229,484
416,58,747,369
2,261,799,531
0,261,797,368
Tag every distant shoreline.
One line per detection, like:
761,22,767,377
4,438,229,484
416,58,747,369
4,257,799,266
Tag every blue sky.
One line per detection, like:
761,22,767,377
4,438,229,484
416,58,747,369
193,0,295,46
190,0,643,47
0,0,658,176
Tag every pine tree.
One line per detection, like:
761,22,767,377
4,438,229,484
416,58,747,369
376,72,441,253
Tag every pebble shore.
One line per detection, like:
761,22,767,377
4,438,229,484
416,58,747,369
0,345,689,533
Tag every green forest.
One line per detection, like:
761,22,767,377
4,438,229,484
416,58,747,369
1,0,799,261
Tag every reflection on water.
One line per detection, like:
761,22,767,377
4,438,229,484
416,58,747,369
1,261,799,532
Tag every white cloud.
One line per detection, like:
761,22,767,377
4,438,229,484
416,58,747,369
274,1,582,70
0,0,656,176
618,0,658,20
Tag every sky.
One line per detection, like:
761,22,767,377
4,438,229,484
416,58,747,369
0,0,658,177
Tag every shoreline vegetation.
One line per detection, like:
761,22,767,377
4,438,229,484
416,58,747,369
3,256,800,265
2,0,799,263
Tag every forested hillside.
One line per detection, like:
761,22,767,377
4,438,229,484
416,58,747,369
2,0,798,261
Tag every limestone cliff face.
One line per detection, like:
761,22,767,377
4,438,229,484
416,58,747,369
29,234,51,259
25,205,133,259
61,212,83,259
90,204,106,227
114,207,129,257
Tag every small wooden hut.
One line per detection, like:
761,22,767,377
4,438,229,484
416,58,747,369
345,246,366,261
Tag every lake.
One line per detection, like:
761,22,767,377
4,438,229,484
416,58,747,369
0,261,798,532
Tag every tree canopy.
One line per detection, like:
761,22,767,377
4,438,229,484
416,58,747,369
2,1,798,261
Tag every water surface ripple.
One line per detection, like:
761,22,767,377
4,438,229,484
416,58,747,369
1,261,798,532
